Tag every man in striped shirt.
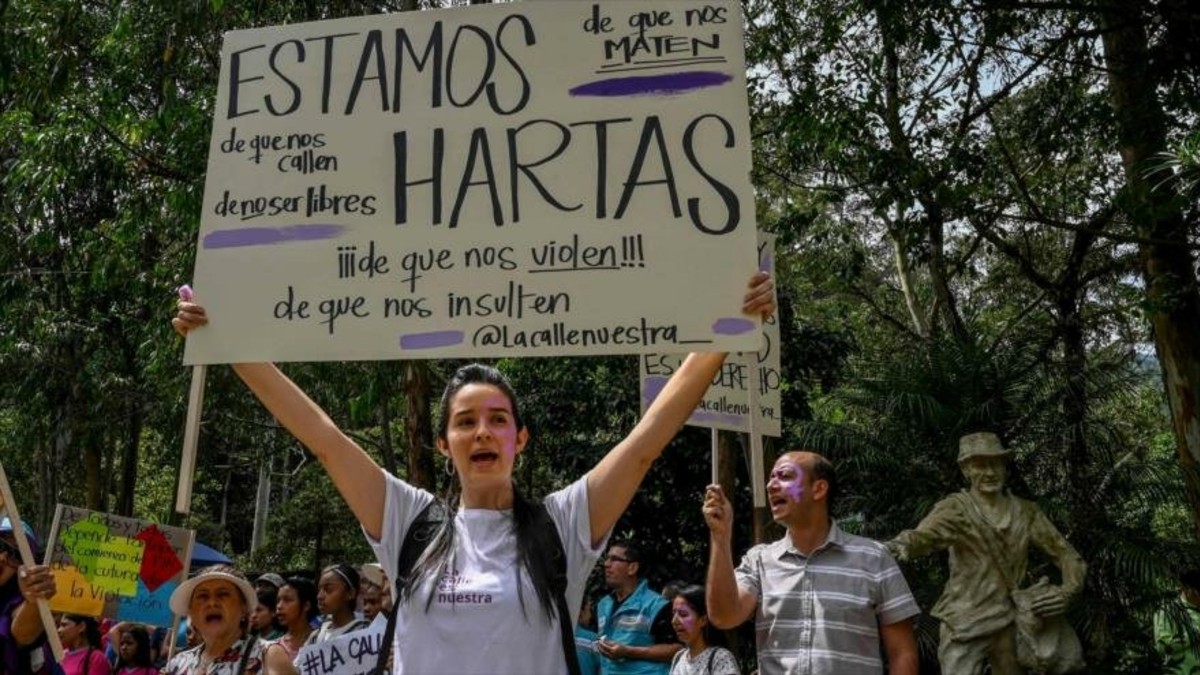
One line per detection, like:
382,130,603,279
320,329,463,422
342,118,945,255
703,451,920,674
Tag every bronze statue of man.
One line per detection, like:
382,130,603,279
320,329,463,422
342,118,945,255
887,432,1086,675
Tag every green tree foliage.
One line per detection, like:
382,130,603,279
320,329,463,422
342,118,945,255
0,0,1194,671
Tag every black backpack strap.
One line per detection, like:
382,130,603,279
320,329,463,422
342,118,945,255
531,503,580,675
368,498,579,675
235,637,256,675
371,498,445,675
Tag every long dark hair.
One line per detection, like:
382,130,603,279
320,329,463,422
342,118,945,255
118,625,153,668
674,585,727,648
254,587,283,634
283,577,319,622
63,614,102,649
399,364,558,624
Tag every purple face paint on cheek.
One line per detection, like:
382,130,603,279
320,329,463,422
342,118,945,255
773,463,806,502
674,609,695,632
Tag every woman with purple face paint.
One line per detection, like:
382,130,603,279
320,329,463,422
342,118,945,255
668,585,738,675
172,272,775,675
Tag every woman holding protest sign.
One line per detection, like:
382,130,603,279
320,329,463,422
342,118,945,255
0,518,56,675
172,271,774,674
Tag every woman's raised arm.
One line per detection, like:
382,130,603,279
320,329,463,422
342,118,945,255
173,302,387,539
585,272,774,546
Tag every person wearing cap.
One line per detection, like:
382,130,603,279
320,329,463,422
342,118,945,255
253,574,286,595
163,564,294,675
0,517,56,675
704,452,919,675
249,586,284,641
887,431,1087,675
358,564,386,623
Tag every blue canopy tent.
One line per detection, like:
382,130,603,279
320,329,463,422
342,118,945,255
190,541,232,571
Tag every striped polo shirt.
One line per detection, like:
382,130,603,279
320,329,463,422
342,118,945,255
734,522,920,675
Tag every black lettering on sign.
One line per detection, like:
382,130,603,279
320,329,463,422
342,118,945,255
507,119,580,223
583,4,614,34
384,296,432,318
450,127,504,227
685,5,728,26
446,283,570,319
267,40,305,116
399,247,455,294
225,18,536,118
615,116,680,220
228,44,266,119
394,129,445,225
684,114,739,234
391,113,740,234
463,246,517,270
346,30,390,114
642,354,677,377
318,295,370,334
274,286,311,321
311,32,360,114
336,240,390,279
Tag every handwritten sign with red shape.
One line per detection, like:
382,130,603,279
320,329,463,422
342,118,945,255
136,525,184,592
46,506,195,626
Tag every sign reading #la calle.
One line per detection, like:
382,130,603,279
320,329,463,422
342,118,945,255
185,1,760,363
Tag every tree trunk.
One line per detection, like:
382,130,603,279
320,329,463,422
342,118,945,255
1100,0,1200,539
1057,291,1090,531
377,365,398,476
116,401,142,516
404,362,437,490
716,430,736,498
889,226,931,339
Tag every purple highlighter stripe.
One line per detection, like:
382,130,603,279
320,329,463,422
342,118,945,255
642,376,669,405
569,71,732,97
203,224,345,249
692,411,746,427
712,318,756,335
400,331,464,350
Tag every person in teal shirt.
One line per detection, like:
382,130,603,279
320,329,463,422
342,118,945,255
596,542,680,675
575,600,603,675
1155,568,1200,674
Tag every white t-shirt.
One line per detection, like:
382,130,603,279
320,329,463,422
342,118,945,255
367,474,605,675
669,646,740,675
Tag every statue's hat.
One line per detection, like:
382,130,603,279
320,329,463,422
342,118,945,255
957,432,1012,463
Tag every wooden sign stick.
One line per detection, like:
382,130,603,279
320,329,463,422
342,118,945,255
175,285,206,516
748,358,766,509
710,428,719,486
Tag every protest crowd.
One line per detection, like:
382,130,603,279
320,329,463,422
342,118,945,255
8,0,1196,672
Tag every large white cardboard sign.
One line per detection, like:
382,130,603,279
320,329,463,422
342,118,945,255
640,234,781,436
185,1,759,364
